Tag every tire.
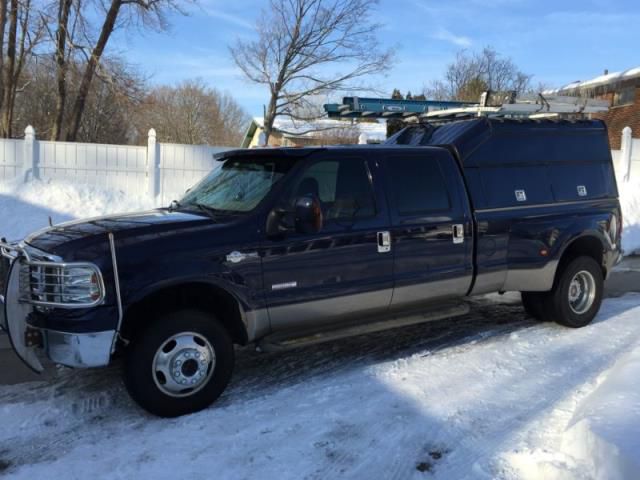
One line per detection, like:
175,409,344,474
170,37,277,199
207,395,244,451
521,292,548,320
123,309,234,417
543,256,604,328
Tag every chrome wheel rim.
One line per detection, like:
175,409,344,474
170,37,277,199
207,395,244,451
152,332,216,397
568,270,596,315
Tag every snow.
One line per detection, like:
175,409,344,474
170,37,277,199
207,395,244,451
252,116,388,142
560,346,640,480
1,293,640,478
0,178,155,241
619,180,640,254
549,66,640,93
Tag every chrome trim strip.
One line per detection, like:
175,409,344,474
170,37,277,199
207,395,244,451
108,232,123,353
475,199,609,214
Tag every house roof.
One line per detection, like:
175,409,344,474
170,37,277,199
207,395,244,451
545,66,640,95
241,117,387,148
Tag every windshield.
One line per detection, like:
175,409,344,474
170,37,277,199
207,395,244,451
179,156,296,214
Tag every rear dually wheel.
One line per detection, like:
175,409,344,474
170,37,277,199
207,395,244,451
543,256,604,328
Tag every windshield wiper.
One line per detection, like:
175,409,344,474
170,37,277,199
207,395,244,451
193,203,235,221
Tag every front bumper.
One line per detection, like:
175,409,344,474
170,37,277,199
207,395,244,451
1,244,115,371
2,289,115,369
44,329,116,368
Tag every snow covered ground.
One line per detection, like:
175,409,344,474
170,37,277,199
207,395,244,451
1,295,640,479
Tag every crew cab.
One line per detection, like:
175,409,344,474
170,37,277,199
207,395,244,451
0,118,622,417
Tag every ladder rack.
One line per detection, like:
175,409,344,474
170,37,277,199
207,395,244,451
324,93,610,122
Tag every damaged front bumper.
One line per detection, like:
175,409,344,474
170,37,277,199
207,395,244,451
1,241,115,371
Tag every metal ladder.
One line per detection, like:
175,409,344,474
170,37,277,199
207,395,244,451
324,91,610,121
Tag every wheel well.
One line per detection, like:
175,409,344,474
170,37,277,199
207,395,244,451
119,283,249,347
559,236,605,277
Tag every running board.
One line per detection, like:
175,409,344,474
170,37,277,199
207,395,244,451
257,302,470,352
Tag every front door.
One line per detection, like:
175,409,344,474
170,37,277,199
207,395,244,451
261,155,393,333
382,151,473,309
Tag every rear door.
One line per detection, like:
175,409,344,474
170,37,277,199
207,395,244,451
382,150,473,309
261,154,394,332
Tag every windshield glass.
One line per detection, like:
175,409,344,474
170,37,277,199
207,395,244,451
179,156,296,213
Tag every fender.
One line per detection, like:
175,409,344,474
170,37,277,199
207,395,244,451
122,274,270,344
502,204,618,292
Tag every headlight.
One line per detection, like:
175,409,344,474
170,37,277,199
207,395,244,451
20,261,105,308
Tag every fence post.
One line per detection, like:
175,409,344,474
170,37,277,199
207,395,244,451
621,126,633,182
147,128,159,201
23,125,36,182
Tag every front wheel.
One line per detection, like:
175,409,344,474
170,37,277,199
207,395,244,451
123,309,234,417
544,256,604,328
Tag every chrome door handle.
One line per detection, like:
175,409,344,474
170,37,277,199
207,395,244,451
377,231,391,253
452,224,464,244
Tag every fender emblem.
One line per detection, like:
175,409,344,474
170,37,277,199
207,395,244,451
272,282,297,290
226,251,259,264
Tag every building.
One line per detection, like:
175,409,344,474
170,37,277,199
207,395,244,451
549,67,640,149
241,117,387,148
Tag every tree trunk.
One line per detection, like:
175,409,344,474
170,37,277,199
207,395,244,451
0,0,18,137
51,0,73,141
263,94,278,145
0,0,8,114
65,0,121,141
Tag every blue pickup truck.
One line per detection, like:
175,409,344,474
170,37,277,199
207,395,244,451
0,117,622,417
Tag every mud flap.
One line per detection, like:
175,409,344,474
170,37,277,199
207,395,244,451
4,259,43,373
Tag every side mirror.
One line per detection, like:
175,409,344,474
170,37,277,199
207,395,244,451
265,196,323,237
294,196,323,234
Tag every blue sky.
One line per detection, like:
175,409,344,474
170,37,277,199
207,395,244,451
112,0,640,117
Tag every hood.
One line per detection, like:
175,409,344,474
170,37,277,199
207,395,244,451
25,209,216,258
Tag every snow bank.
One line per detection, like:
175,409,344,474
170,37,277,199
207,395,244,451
559,347,640,480
619,181,640,255
0,179,155,241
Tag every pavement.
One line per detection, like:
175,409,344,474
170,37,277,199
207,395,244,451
1,256,639,386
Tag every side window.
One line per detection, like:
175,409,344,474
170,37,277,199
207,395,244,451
291,159,376,221
387,157,450,215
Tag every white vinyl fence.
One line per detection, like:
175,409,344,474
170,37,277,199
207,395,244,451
612,126,640,185
0,126,231,205
1,125,638,204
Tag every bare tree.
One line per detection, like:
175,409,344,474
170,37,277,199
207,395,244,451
230,0,393,144
135,79,249,146
0,0,45,137
423,47,532,102
50,0,74,140
43,0,188,141
14,55,146,144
